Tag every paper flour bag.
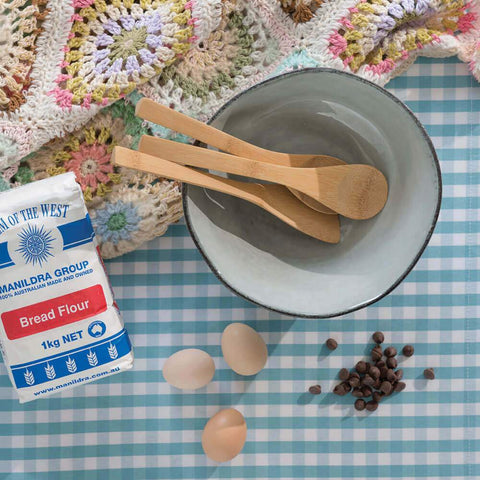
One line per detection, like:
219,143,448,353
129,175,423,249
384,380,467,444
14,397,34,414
0,173,133,402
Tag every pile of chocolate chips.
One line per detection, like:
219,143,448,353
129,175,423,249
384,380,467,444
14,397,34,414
332,332,414,412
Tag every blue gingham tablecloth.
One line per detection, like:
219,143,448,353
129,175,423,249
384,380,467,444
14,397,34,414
0,57,479,480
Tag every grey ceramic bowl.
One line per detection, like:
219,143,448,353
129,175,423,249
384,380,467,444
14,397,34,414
183,69,441,318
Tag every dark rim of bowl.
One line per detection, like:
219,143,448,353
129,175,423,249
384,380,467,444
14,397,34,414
182,67,442,319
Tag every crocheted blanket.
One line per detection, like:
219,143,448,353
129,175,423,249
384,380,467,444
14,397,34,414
0,0,479,259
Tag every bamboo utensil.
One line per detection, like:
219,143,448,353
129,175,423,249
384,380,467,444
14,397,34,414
136,98,342,167
136,136,387,220
139,134,344,215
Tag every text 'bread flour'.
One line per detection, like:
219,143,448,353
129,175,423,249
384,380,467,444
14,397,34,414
0,173,133,402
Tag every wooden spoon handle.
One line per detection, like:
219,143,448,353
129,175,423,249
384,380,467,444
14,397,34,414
136,98,274,161
137,135,298,187
139,134,344,170
113,146,263,202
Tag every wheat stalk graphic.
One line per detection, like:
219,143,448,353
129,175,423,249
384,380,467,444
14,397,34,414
108,342,118,359
87,350,98,367
24,369,35,386
45,363,56,380
66,356,77,373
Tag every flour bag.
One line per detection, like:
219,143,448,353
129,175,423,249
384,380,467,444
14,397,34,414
0,173,133,402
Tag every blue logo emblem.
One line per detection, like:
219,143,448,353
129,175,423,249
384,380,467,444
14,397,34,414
16,224,55,267
88,321,106,338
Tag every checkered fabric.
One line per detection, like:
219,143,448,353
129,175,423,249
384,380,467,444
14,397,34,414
0,57,479,480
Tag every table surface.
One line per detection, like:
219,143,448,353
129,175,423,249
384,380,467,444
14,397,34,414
1,57,479,480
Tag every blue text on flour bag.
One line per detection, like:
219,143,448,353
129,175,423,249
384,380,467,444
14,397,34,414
0,173,133,403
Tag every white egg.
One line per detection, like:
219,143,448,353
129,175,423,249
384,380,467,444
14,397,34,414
162,348,215,390
221,323,268,376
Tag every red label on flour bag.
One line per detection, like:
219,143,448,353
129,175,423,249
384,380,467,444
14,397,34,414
0,173,134,403
2,285,107,340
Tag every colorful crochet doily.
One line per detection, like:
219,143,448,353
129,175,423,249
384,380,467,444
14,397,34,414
1,0,479,258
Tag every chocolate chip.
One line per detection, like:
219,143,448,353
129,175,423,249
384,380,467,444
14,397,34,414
402,345,414,357
365,362,372,372
362,375,375,387
309,385,322,395
355,361,367,374
380,381,393,395
384,346,397,357
376,360,386,368
386,357,397,369
326,338,338,350
366,401,378,412
333,384,348,396
369,366,380,379
372,331,384,344
424,368,435,380
339,368,350,381
342,382,352,393
348,372,360,387
352,388,363,398
371,346,383,362
379,366,388,379
394,381,406,392
348,376,360,388
373,391,384,403
362,386,372,397
386,369,397,383
354,399,366,411
373,378,381,389
396,369,404,381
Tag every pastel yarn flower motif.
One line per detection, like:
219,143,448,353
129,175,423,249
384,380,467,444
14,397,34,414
52,0,197,108
45,126,121,203
65,143,114,192
89,180,183,259
94,12,164,79
92,200,141,244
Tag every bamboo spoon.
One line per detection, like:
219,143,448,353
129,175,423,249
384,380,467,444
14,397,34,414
135,136,388,220
136,98,342,167
113,146,340,243
139,134,344,215
136,98,348,215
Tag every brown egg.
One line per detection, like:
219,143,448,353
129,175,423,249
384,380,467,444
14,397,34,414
221,323,267,375
162,348,215,390
202,408,247,462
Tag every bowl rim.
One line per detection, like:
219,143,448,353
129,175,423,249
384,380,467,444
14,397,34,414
182,67,442,318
